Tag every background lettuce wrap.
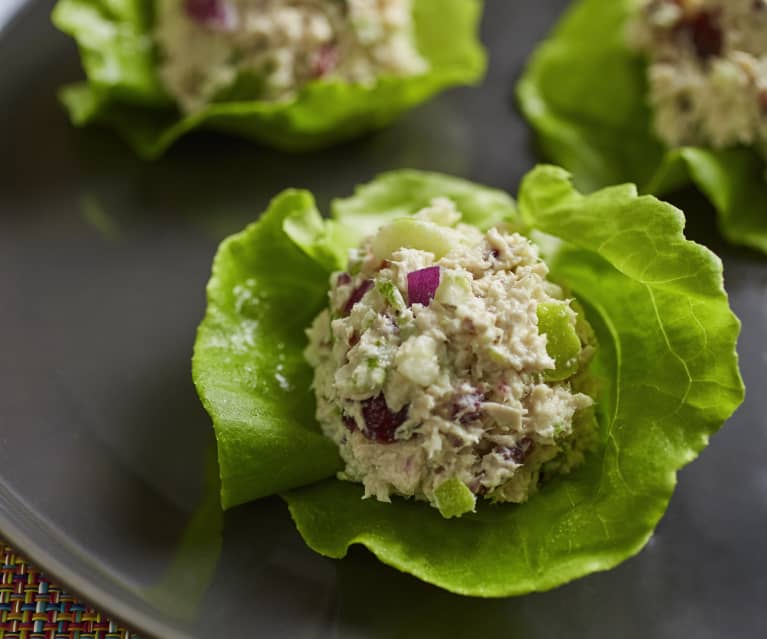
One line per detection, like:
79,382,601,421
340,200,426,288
192,167,743,596
51,0,485,157
517,0,767,255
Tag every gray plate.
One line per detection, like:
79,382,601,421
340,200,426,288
1,1,765,638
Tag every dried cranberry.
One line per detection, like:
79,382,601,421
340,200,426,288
360,394,408,443
452,392,484,424
497,437,535,464
498,446,522,463
343,280,373,315
184,0,233,30
342,414,357,432
677,9,722,60
469,477,488,496
759,88,767,112
312,43,339,78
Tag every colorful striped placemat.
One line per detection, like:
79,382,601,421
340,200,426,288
0,541,137,639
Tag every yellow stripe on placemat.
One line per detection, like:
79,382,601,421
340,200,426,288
0,541,137,638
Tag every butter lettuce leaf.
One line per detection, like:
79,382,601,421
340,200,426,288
52,0,485,157
193,168,743,595
192,190,342,509
517,0,767,254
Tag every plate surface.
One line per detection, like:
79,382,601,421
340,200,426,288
1,2,766,638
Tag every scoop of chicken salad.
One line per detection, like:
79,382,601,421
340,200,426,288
305,197,597,518
628,0,767,161
156,0,428,113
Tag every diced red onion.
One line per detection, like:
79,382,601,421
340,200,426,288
336,272,352,286
407,266,440,307
184,0,237,31
343,280,373,315
360,394,408,443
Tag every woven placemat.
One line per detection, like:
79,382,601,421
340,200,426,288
0,541,137,639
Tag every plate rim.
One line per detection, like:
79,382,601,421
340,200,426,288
0,478,195,639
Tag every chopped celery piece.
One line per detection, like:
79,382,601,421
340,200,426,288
376,279,407,311
435,270,473,306
371,219,462,261
537,302,581,382
434,478,476,518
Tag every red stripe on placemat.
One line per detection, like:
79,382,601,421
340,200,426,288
0,541,137,638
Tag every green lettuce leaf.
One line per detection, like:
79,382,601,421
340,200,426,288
193,168,743,595
517,0,767,254
52,0,486,157
192,190,342,509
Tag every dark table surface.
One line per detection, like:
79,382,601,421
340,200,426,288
1,1,766,638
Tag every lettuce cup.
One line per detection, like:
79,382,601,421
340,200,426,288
518,0,767,255
192,167,743,595
52,0,485,157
